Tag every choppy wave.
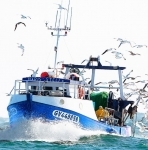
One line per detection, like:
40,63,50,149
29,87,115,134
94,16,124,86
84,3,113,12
0,118,108,142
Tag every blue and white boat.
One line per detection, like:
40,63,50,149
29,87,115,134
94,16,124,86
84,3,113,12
7,0,136,137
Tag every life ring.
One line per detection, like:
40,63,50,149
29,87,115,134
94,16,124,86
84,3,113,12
78,86,85,99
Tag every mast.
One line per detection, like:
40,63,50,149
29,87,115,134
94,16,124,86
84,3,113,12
49,0,72,70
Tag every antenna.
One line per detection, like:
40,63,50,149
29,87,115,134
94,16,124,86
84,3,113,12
65,0,70,28
55,10,58,28
69,7,72,30
49,0,71,70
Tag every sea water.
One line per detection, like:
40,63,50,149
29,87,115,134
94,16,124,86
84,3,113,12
0,113,148,150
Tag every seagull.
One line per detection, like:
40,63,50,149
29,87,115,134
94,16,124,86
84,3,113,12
101,48,116,55
142,83,148,90
111,51,126,60
118,40,133,48
6,86,14,96
88,80,91,84
135,80,148,83
54,3,67,10
123,76,141,83
57,61,64,65
95,82,108,85
59,70,65,75
123,82,136,89
108,80,119,84
105,60,112,66
21,14,31,19
27,67,39,77
122,70,133,80
113,38,124,41
81,59,89,64
128,51,141,56
45,21,48,27
17,43,25,56
14,22,26,31
133,45,147,48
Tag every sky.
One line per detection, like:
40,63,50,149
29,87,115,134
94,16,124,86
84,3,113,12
0,0,148,117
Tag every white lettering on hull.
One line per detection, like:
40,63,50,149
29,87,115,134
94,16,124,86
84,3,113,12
52,110,79,123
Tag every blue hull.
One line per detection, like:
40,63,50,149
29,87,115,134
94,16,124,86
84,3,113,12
7,95,131,137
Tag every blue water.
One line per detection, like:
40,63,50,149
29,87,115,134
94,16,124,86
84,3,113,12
0,113,148,150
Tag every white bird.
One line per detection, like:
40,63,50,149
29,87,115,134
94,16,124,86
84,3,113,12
118,40,133,48
45,21,48,27
54,3,67,10
57,61,64,65
128,51,141,56
27,67,39,77
133,44,147,48
6,86,14,96
135,122,145,132
113,38,124,41
21,14,31,19
17,43,25,56
101,48,116,55
123,76,140,83
95,82,108,85
122,70,133,80
59,70,65,75
105,60,112,66
81,59,89,64
108,80,119,84
135,80,148,83
111,51,126,60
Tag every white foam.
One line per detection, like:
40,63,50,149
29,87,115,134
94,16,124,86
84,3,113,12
0,119,105,142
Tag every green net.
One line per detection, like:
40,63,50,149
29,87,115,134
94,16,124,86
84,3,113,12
90,91,108,111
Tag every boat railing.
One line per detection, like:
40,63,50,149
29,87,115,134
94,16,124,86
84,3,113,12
13,79,90,98
13,79,120,101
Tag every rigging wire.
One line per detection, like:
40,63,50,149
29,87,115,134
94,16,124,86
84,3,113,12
42,36,55,69
62,37,75,63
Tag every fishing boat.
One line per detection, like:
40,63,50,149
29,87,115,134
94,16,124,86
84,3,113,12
7,0,137,137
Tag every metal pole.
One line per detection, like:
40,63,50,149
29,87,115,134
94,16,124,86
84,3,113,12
118,70,124,100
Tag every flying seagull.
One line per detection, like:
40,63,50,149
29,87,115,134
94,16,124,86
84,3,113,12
54,3,67,10
135,80,148,83
27,67,39,77
111,51,126,60
105,60,112,66
21,14,31,19
81,59,89,64
95,82,108,85
133,45,147,48
128,51,141,56
45,21,48,27
17,43,25,56
101,48,116,55
123,76,141,83
57,61,64,65
59,70,65,75
108,80,119,85
118,40,133,48
113,38,124,41
14,22,26,31
122,70,133,79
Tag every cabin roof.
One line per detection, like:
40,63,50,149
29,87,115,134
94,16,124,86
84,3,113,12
63,64,126,70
